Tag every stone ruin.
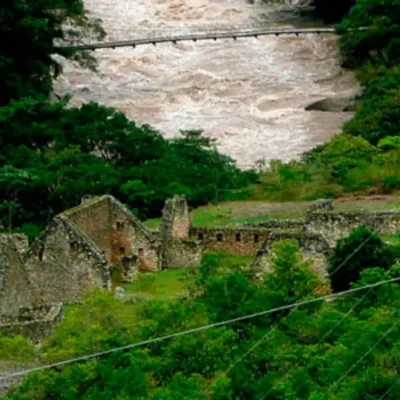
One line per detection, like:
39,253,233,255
188,198,400,276
0,234,63,343
0,195,201,341
1,195,400,341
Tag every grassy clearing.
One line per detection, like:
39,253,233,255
145,201,310,229
122,269,191,300
207,251,253,269
145,195,400,229
119,252,253,300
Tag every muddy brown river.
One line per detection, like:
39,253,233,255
54,0,358,168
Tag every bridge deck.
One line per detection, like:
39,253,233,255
62,27,342,51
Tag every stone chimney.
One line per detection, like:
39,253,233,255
160,195,190,240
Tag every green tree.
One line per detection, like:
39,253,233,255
0,0,104,105
328,226,397,292
336,0,400,69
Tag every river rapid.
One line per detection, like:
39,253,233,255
54,0,358,169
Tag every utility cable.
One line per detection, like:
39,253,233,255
258,284,378,400
220,218,390,395
328,319,400,392
0,277,398,381
378,378,400,400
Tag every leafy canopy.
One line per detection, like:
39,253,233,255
0,0,104,105
4,241,400,400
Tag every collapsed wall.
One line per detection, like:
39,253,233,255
0,234,34,317
0,234,64,343
219,198,400,276
0,303,63,343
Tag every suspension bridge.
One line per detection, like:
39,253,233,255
61,26,366,51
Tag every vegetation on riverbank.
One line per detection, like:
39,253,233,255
1,1,400,399
255,0,400,202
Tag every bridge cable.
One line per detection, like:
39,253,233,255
58,27,369,51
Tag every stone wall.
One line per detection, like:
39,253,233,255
262,232,332,256
247,219,306,230
190,227,271,257
307,210,400,245
23,217,110,304
63,196,112,262
63,195,160,273
0,235,34,317
162,239,203,269
0,303,63,343
253,232,332,278
108,197,161,272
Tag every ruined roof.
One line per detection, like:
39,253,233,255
60,195,110,217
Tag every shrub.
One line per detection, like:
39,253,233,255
328,226,398,292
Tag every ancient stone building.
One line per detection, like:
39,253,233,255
22,194,172,305
2,195,400,342
1,195,202,313
190,198,400,275
0,195,202,340
23,211,111,304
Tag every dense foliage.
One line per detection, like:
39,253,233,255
3,240,400,399
255,0,400,202
0,1,255,236
328,225,400,292
0,0,104,106
0,96,255,234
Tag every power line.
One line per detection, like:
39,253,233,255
0,277,399,381
328,319,400,391
378,378,399,400
258,284,377,400
219,218,390,397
